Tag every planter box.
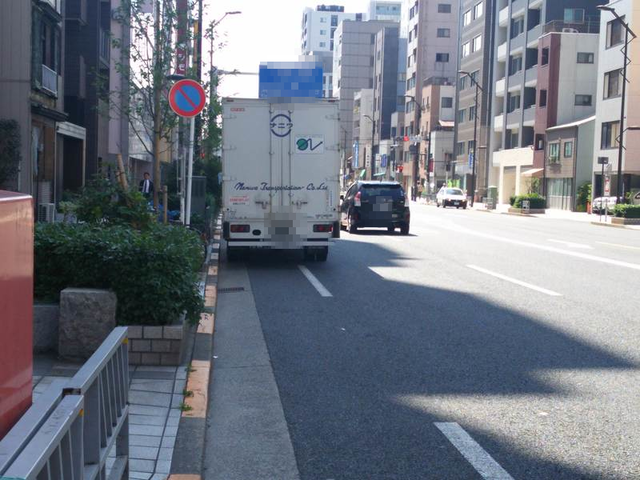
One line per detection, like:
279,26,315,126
33,303,59,352
126,316,192,366
612,217,640,225
508,207,546,215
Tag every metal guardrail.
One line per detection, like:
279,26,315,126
0,327,129,480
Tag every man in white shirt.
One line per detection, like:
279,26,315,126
139,172,154,199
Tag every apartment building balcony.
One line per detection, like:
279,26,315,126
41,64,58,96
498,6,509,26
497,42,507,62
506,110,521,128
523,105,536,126
496,78,506,97
508,71,524,91
99,29,111,66
524,65,538,87
510,33,525,53
511,0,526,17
529,0,543,9
494,114,504,132
526,24,542,48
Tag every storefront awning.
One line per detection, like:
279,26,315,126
359,169,366,178
522,168,543,177
373,172,386,177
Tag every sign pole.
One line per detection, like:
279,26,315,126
186,116,195,227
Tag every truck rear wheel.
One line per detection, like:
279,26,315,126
227,245,243,262
304,246,328,262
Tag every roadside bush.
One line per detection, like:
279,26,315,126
513,193,546,209
576,182,592,212
509,195,517,206
613,204,640,218
35,223,204,325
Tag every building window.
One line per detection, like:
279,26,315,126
459,76,467,90
511,18,524,38
601,121,620,149
398,73,406,82
577,52,594,64
541,48,549,66
456,142,465,155
535,134,545,150
463,10,472,26
474,2,483,19
564,141,573,158
548,143,560,163
320,29,327,35
469,105,476,119
507,93,521,113
606,17,625,48
441,97,453,108
438,4,451,13
472,35,482,52
457,109,466,123
437,28,450,38
320,17,327,23
539,89,547,107
509,56,522,75
604,69,622,99
470,70,479,83
575,94,592,106
319,42,327,47
462,42,470,57
330,40,334,50
468,140,475,152
564,8,585,23
331,15,338,26
436,53,450,62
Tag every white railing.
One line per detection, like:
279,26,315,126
0,327,129,480
41,0,61,13
42,65,58,95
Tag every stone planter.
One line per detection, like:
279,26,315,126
611,217,640,225
508,207,546,215
33,303,60,353
126,315,192,366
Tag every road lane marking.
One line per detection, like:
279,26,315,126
435,422,515,480
596,241,640,251
298,265,333,297
547,239,593,249
467,265,562,297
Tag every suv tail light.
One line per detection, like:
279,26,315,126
230,224,250,233
313,224,333,233
354,191,362,207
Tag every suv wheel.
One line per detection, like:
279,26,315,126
348,213,358,234
400,223,410,235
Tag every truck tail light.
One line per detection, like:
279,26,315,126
230,224,250,233
313,224,333,233
354,191,362,207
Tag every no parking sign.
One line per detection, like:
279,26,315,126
169,79,206,118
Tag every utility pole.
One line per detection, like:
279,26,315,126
152,0,162,210
459,70,484,207
405,95,423,201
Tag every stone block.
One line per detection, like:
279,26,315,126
128,326,143,339
58,289,117,360
143,326,163,339
33,303,59,353
152,340,171,353
170,341,182,354
140,353,161,365
163,326,183,340
131,340,151,352
129,353,142,365
160,353,180,366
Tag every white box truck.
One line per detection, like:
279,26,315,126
221,98,341,261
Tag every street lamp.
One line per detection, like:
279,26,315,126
364,114,375,180
597,5,636,204
405,95,424,201
458,70,484,207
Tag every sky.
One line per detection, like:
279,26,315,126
202,0,372,98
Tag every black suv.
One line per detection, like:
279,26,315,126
340,181,410,234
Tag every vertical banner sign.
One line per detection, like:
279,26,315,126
176,0,189,76
381,154,387,168
353,141,359,168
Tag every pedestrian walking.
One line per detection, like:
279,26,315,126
139,172,154,199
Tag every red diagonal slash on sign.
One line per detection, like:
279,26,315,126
177,86,198,109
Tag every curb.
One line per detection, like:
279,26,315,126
169,215,222,480
590,220,640,230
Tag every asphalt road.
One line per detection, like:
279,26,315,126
225,206,640,479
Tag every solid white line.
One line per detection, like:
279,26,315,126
596,241,640,251
435,422,514,480
467,265,562,297
547,239,593,250
298,265,333,297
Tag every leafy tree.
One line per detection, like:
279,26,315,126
0,120,21,189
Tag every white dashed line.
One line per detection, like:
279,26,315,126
435,422,515,480
467,265,562,297
298,265,333,297
596,241,640,251
547,239,593,249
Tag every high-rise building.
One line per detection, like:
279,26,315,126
454,0,495,198
401,0,459,198
333,19,400,180
368,1,403,21
352,89,375,175
489,0,602,204
593,0,640,200
301,5,363,98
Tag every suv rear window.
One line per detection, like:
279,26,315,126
361,184,404,198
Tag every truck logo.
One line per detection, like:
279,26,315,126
296,138,324,152
270,114,293,137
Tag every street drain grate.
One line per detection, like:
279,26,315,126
218,287,245,293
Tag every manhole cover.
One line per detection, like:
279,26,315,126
218,287,245,293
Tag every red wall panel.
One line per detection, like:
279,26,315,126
0,191,34,439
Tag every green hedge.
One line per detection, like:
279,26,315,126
513,193,546,209
613,204,640,218
35,223,204,326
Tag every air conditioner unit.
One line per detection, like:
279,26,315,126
38,203,57,223
562,28,579,33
